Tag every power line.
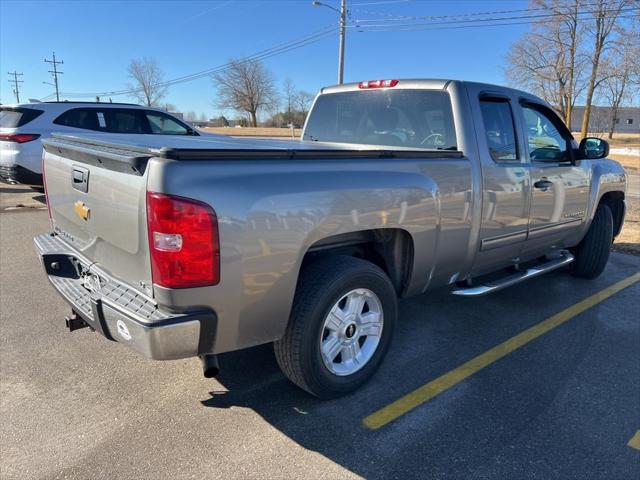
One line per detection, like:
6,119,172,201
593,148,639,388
350,14,638,34
7,71,23,103
44,25,338,100
44,52,64,101
350,0,412,5
351,5,639,31
37,2,637,101
48,26,337,98
351,0,615,21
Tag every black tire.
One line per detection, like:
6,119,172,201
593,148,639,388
274,256,397,398
571,203,613,279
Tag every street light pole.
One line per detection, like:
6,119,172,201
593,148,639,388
337,0,346,84
312,0,347,84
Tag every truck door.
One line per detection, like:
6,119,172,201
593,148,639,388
467,87,531,276
517,101,590,256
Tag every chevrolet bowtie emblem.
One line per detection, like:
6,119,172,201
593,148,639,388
74,201,90,221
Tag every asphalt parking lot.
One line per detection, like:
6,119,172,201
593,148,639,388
1,194,639,479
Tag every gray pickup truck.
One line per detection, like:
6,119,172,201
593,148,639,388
35,79,626,398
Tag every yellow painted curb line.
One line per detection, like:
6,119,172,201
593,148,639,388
363,272,640,430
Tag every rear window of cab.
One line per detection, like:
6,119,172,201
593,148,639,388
0,108,45,128
303,89,457,150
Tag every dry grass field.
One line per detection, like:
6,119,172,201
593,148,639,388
201,127,302,137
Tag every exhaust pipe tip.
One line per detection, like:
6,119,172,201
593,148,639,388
200,354,220,378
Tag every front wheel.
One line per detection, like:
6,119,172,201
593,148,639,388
274,256,397,398
571,203,613,279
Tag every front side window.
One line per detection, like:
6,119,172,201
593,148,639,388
479,99,518,163
303,90,457,150
522,104,571,162
145,112,189,135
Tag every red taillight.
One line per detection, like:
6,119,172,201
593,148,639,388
146,192,220,289
0,133,41,143
358,79,399,89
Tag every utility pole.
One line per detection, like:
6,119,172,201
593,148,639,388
338,0,346,85
44,52,64,101
7,71,23,103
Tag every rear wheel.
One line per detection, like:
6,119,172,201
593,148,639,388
571,203,613,279
274,256,397,398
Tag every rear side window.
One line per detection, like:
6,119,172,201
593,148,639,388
479,99,518,163
0,108,44,128
303,90,457,150
104,110,148,133
53,108,100,130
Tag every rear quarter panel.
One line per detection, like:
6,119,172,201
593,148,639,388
147,156,473,353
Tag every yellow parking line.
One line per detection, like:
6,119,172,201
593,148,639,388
363,272,640,430
628,431,640,451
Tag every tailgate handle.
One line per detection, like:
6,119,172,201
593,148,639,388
72,167,89,193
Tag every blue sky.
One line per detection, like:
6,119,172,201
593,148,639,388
1,0,530,117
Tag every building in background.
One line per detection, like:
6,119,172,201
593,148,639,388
569,106,640,134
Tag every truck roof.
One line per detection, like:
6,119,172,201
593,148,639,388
319,78,547,105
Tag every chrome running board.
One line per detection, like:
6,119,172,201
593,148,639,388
452,253,575,297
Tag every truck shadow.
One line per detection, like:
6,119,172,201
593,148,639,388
195,263,640,479
200,342,380,477
197,278,565,478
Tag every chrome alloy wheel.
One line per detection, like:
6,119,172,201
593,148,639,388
320,288,384,376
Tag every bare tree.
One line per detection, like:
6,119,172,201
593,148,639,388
294,90,315,116
579,0,631,138
282,78,296,125
127,57,168,107
184,111,198,121
213,58,279,127
506,0,586,126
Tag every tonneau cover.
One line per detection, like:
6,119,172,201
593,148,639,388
43,132,463,164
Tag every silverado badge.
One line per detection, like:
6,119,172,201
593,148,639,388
74,201,90,221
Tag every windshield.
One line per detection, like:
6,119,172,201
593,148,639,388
303,89,457,150
0,107,44,128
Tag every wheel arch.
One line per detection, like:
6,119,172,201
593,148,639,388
301,228,415,297
598,191,625,238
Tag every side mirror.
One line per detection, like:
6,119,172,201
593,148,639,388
579,137,609,159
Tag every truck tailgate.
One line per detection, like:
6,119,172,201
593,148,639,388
42,135,154,293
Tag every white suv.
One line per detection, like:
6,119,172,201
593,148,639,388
0,102,213,186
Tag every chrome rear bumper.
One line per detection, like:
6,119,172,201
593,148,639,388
34,233,217,360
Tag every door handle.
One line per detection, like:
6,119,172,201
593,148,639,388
534,180,553,190
72,167,89,193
